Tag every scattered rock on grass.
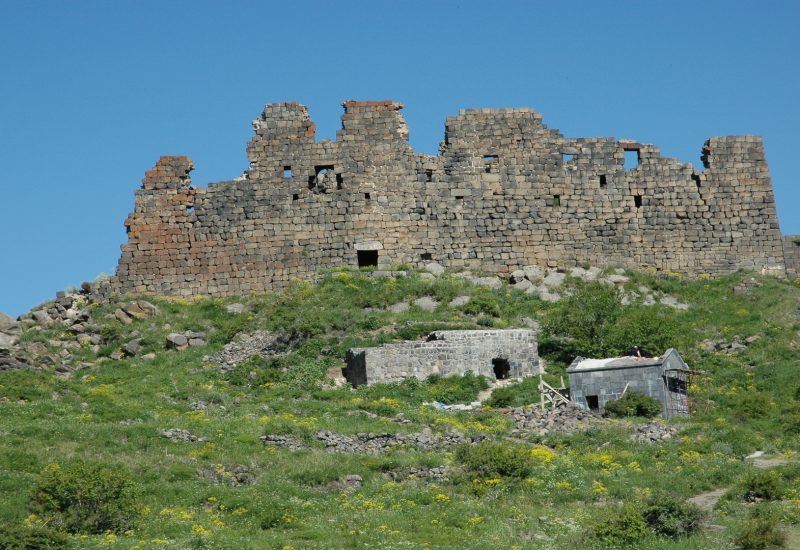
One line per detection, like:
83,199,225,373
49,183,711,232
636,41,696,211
160,428,208,442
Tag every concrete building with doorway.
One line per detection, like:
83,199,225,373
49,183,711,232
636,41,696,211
344,329,539,387
566,349,693,418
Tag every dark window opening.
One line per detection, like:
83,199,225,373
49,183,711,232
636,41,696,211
283,166,292,178
425,169,433,182
483,155,498,173
336,173,343,189
692,174,701,189
364,193,371,200
599,174,608,188
667,376,687,395
553,194,561,207
186,206,195,213
421,252,432,261
455,195,464,200
624,149,640,170
357,250,378,268
309,165,335,189
292,193,299,201
562,153,575,162
586,395,600,410
492,358,510,380
634,194,642,208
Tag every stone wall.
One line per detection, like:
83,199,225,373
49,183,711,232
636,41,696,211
344,329,539,387
115,100,787,297
783,236,800,279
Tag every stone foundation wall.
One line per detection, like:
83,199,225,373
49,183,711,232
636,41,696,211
783,236,800,279
344,329,539,387
115,100,787,297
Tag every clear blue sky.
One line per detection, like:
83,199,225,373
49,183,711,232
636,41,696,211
1,0,798,316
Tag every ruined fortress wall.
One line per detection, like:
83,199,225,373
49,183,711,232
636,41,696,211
344,329,539,386
115,101,786,297
784,236,800,279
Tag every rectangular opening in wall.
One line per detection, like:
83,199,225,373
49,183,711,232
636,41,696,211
561,153,575,162
692,174,701,189
455,195,464,200
599,174,608,188
553,194,561,206
186,206,195,214
421,252,432,261
483,155,498,173
336,173,343,189
283,166,292,178
634,194,642,208
586,395,599,410
292,193,299,201
624,149,640,170
357,250,378,268
425,169,433,182
364,193,371,200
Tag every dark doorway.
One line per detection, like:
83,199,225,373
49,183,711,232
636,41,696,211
492,358,510,380
586,395,600,410
357,250,378,268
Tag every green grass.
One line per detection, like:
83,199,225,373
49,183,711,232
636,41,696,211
1,268,799,548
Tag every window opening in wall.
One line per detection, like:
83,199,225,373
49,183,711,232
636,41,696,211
586,395,600,410
292,193,299,201
692,174,701,189
425,169,433,182
553,195,561,207
186,206,195,214
364,193,371,200
483,155,498,173
599,174,608,188
492,358,510,380
336,173,343,189
667,376,687,395
561,153,575,162
309,165,335,190
624,149,640,170
357,250,378,268
421,252,432,261
455,195,464,200
634,194,642,208
283,166,292,178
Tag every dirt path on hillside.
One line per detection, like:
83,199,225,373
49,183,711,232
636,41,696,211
687,453,794,513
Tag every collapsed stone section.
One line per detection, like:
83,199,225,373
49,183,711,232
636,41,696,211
344,329,540,387
115,101,787,297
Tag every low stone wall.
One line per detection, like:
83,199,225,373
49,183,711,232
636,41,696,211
344,329,539,387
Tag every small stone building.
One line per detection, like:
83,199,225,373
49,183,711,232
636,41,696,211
566,349,691,418
344,329,539,387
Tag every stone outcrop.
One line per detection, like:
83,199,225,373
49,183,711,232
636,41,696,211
114,101,787,299
344,329,540,387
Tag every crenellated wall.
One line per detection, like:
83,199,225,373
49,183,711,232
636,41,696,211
115,100,787,297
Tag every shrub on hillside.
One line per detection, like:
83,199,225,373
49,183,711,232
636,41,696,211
605,305,679,357
424,372,488,404
584,503,649,545
0,524,68,549
733,506,787,549
643,494,704,538
485,376,541,408
28,461,140,534
542,282,622,357
603,391,662,418
741,470,786,502
734,392,773,420
454,442,536,478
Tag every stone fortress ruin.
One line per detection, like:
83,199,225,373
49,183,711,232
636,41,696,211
115,100,798,297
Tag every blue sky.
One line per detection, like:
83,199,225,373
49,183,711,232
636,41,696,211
1,0,798,316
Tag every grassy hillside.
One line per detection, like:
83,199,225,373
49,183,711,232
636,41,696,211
1,267,799,549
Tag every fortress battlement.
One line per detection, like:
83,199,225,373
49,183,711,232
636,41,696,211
115,100,790,297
